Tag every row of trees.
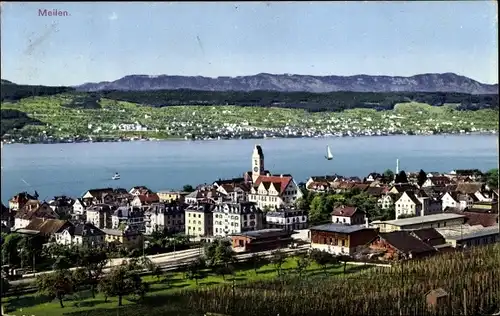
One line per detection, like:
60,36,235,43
98,90,499,112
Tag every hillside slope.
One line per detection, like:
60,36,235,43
75,73,499,94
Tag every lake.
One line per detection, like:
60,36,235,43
1,135,498,204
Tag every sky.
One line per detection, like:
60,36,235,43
1,1,498,86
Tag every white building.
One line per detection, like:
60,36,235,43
395,191,442,219
86,204,113,229
55,223,105,247
72,199,86,215
331,206,367,226
265,207,307,231
111,206,144,230
213,201,263,237
144,202,185,235
248,174,303,209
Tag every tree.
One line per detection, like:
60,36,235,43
71,268,88,292
182,184,195,192
1,233,22,266
337,255,350,274
485,168,499,189
394,170,408,184
308,194,328,223
417,169,427,187
204,238,236,275
186,258,205,285
98,262,147,306
310,249,337,276
76,247,108,298
1,277,10,297
383,169,394,181
36,269,74,308
248,253,265,274
270,249,286,276
295,254,310,278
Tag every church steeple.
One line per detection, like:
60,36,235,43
252,144,265,183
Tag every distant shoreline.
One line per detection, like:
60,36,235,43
2,131,497,146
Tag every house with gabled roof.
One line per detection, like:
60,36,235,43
55,222,105,247
367,231,438,261
388,184,417,194
331,205,367,226
395,191,442,219
129,186,153,196
422,176,453,188
18,218,72,238
131,193,160,208
82,188,115,205
8,192,37,211
13,200,59,230
248,174,303,210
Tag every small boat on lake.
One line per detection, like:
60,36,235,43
325,145,333,161
112,172,121,180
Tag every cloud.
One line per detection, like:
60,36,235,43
108,12,118,21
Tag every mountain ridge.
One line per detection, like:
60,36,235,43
74,72,499,94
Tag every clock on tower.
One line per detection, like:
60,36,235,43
253,166,259,172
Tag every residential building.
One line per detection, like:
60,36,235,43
372,213,466,233
72,198,86,215
212,201,263,237
248,174,303,209
305,175,341,190
388,184,417,194
144,202,185,235
309,223,378,255
48,196,74,217
129,186,153,196
1,204,14,231
331,205,367,225
265,207,308,231
365,173,383,183
185,188,222,204
395,191,442,219
14,200,59,230
55,223,105,247
215,183,251,202
130,193,160,208
367,231,438,261
82,188,115,205
421,176,453,188
85,204,113,229
102,227,144,249
8,192,36,211
111,206,144,230
230,229,293,253
156,191,187,203
440,192,478,211
378,193,401,210
185,202,215,237
17,218,72,240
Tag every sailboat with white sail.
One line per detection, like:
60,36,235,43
325,145,333,160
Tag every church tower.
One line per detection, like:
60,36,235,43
252,144,265,183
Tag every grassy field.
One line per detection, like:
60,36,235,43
1,94,498,140
2,257,364,316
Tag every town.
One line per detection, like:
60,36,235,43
1,144,499,314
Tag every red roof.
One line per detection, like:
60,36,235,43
331,206,359,217
138,193,160,204
254,175,292,194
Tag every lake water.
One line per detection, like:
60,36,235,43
1,135,498,204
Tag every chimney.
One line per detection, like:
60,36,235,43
365,217,369,228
